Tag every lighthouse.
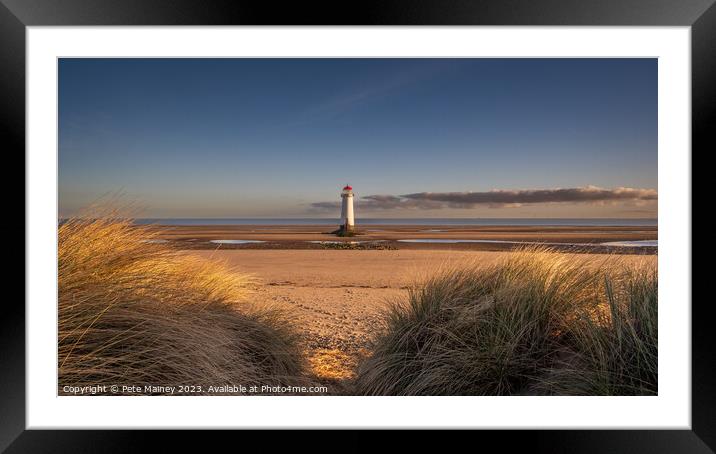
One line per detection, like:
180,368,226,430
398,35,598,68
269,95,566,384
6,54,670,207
340,184,355,232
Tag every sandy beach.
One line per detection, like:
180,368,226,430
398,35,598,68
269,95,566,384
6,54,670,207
158,224,657,382
190,247,657,383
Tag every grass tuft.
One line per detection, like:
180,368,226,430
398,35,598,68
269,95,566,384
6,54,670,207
354,247,657,396
58,215,310,394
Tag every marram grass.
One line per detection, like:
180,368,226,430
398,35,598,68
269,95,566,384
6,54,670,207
58,216,310,395
354,247,657,396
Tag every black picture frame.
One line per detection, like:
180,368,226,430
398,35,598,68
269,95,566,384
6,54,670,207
5,0,706,451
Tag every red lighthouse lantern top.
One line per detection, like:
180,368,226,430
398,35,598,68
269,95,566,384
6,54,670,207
343,185,352,191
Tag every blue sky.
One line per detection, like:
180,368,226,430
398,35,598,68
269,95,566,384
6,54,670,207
58,58,657,218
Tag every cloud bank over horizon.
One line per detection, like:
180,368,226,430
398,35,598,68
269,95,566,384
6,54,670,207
309,186,657,213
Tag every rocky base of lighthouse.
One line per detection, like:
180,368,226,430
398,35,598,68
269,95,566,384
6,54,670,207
332,225,357,237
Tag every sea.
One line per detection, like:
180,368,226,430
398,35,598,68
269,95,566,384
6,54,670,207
134,218,657,227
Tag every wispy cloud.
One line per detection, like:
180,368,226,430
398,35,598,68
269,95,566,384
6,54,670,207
309,186,657,212
294,61,464,125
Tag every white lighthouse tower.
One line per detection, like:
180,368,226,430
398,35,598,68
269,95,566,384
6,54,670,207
340,184,355,232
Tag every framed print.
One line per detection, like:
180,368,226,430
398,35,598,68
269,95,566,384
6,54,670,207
6,0,708,450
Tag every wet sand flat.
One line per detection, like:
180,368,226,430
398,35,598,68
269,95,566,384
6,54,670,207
152,224,658,254
152,224,657,242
